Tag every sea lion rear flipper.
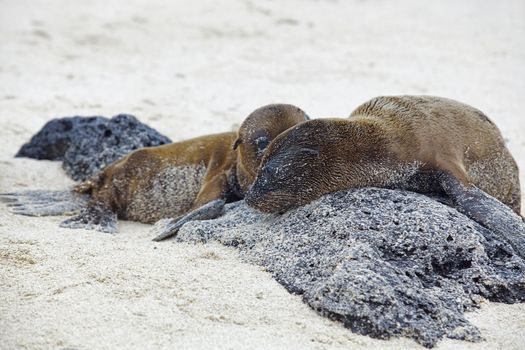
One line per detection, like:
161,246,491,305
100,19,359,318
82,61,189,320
151,199,225,241
439,172,525,258
59,203,118,233
0,190,88,216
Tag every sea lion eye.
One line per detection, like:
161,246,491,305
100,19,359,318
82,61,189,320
255,136,269,152
299,148,319,156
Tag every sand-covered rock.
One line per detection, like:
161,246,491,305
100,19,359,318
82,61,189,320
16,115,171,181
177,188,525,347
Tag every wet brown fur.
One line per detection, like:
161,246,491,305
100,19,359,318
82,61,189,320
245,96,521,214
74,104,308,223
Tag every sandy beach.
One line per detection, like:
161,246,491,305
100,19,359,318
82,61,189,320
1,0,524,349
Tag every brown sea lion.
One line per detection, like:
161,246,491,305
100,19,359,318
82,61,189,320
245,96,525,256
1,104,309,239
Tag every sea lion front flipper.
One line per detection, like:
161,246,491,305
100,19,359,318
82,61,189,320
0,190,88,216
439,172,525,258
151,199,225,241
59,203,118,233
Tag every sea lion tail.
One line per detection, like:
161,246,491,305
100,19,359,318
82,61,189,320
0,189,89,216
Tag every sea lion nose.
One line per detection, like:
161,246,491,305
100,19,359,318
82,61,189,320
245,172,273,209
244,158,285,211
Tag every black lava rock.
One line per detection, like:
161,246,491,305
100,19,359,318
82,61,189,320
16,114,171,181
176,188,525,347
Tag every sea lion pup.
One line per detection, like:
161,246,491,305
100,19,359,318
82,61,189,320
1,104,309,239
245,96,525,257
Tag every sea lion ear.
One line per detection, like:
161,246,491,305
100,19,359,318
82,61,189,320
233,138,242,150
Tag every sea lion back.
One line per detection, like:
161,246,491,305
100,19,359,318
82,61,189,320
350,96,520,212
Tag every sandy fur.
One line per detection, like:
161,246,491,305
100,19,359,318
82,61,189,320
126,164,207,222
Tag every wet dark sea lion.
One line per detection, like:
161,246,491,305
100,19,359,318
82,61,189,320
245,96,524,256
1,104,308,239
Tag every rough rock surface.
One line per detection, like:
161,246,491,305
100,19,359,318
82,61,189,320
176,188,525,348
16,115,171,181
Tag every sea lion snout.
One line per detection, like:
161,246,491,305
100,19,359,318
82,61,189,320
244,155,301,213
245,147,319,213
244,187,294,214
244,163,283,213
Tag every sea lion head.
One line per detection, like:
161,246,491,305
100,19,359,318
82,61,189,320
244,119,352,213
234,104,309,193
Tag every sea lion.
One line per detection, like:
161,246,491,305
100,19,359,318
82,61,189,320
245,96,525,257
1,104,309,239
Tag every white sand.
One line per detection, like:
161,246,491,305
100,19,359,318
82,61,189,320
1,0,524,349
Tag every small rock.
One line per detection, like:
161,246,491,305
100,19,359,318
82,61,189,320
16,114,171,181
